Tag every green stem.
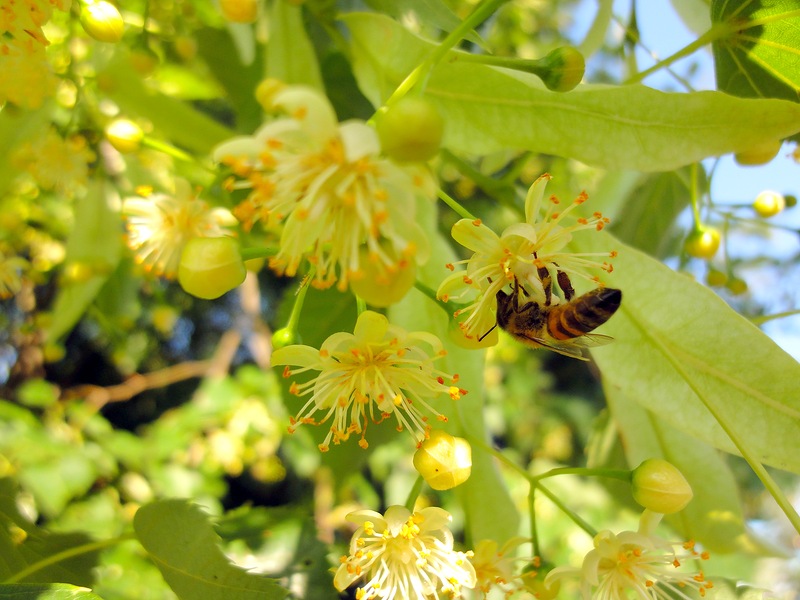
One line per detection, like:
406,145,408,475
356,296,367,316
141,136,210,169
283,267,315,334
689,162,701,229
528,486,540,557
529,466,631,485
624,22,733,85
413,280,451,314
405,476,425,512
536,483,598,538
751,309,800,326
384,0,512,107
240,246,279,261
3,534,135,584
466,435,599,538
437,189,477,220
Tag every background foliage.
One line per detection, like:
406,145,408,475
1,0,800,598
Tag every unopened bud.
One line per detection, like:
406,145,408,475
753,190,786,218
376,97,445,162
255,78,287,111
413,430,471,490
538,46,585,92
178,237,247,299
631,458,693,514
684,226,720,259
219,0,258,23
734,138,782,166
272,327,299,349
80,1,124,43
105,118,143,153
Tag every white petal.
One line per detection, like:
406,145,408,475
270,345,319,367
347,508,386,527
212,136,260,162
415,506,452,531
273,86,338,142
353,310,389,343
451,219,501,254
339,121,380,161
524,173,552,224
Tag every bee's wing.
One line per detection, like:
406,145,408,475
518,333,614,361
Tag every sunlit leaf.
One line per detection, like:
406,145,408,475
712,0,800,102
603,384,749,553
0,583,104,600
0,107,52,199
344,12,800,171
389,194,520,544
364,0,484,47
267,0,323,88
44,181,122,344
573,232,800,474
133,500,288,600
153,64,225,100
0,479,99,586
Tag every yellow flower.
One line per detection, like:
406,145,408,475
213,85,433,292
0,249,29,299
12,128,94,194
0,0,69,109
271,310,464,451
334,505,476,600
437,173,615,343
546,528,712,599
123,179,236,278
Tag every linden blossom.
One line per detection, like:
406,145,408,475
123,178,236,279
437,173,617,343
271,310,466,452
212,84,434,293
334,505,477,600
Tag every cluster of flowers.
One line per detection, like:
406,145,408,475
332,503,711,599
0,0,68,108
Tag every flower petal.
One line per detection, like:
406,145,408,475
353,310,389,343
451,218,501,254
339,121,380,161
270,345,319,367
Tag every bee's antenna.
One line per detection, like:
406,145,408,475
478,323,497,342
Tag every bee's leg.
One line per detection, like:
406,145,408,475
557,270,575,301
537,265,553,306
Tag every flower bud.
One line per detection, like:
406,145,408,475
130,45,159,76
726,277,748,295
376,97,445,162
705,268,727,287
753,190,786,218
413,429,471,490
684,226,720,259
174,36,198,61
785,194,797,208
734,138,782,166
105,118,143,153
178,237,247,299
538,46,585,92
80,1,125,43
526,560,561,600
631,458,693,514
219,0,258,23
272,327,300,349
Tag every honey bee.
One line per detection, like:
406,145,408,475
481,269,622,361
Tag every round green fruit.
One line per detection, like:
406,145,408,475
80,1,125,43
753,190,786,218
178,237,247,299
376,97,444,162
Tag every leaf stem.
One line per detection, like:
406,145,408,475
3,534,135,584
405,475,425,512
529,466,632,485
437,189,477,220
239,246,279,261
624,22,733,85
751,309,800,326
384,0,512,106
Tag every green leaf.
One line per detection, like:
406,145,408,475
0,479,99,586
267,0,323,88
0,583,104,600
363,0,485,47
573,232,800,474
389,193,520,544
603,384,749,553
0,107,52,199
98,55,233,154
133,500,288,600
343,12,800,171
44,181,122,344
608,168,695,258
712,0,800,102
